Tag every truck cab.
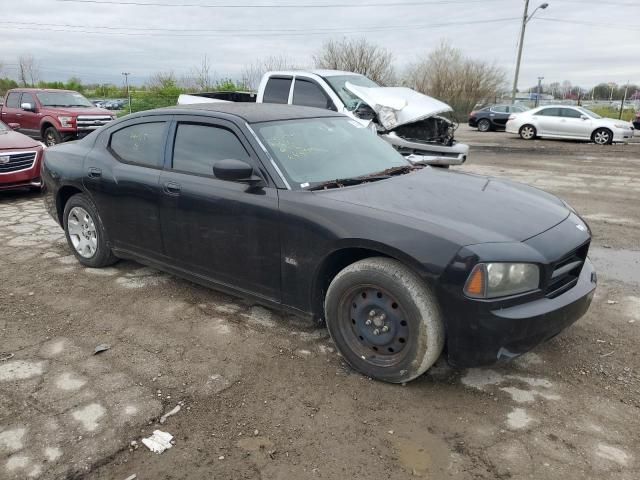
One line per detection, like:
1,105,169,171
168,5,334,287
1,88,116,146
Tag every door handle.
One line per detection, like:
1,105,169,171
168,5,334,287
88,167,102,178
163,181,181,196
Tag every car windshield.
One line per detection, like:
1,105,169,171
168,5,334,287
254,116,409,189
323,75,380,111
36,91,93,107
577,107,602,119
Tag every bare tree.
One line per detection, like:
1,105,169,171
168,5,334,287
403,41,505,117
313,37,395,86
18,54,40,87
146,71,179,91
183,55,214,92
240,55,299,91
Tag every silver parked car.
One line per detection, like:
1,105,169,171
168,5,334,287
506,105,635,144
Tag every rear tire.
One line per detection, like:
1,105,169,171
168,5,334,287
477,119,491,132
43,127,62,147
324,257,444,384
63,193,118,268
592,128,613,145
519,124,536,140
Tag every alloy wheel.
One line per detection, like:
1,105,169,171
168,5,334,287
520,126,535,140
593,130,611,145
67,206,98,258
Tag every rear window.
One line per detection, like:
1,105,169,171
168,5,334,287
263,77,292,104
109,122,166,167
5,92,20,108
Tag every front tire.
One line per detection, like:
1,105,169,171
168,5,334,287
63,193,117,267
324,257,444,383
519,124,536,140
592,128,613,145
477,119,491,132
43,127,62,147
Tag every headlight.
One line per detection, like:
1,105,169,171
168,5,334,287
613,123,629,129
464,262,540,299
58,116,74,128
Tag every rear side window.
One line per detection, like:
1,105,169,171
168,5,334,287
5,92,20,108
109,122,166,167
263,77,292,104
172,123,249,176
293,79,332,110
490,106,508,113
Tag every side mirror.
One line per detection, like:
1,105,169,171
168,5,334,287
21,102,35,112
580,115,588,120
7,122,20,130
213,159,265,187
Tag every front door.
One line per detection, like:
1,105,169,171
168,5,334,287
559,108,592,139
159,117,281,301
17,93,41,137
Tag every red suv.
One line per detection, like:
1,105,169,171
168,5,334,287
1,88,115,146
0,121,45,191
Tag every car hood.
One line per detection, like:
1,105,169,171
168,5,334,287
315,168,569,245
0,129,41,150
42,107,113,116
344,83,453,130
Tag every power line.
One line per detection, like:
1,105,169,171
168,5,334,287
55,0,505,7
539,17,640,31
0,17,520,37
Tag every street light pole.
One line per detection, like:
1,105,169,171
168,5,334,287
535,76,544,108
511,1,549,104
122,72,132,114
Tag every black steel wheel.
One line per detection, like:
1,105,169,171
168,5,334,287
44,127,62,147
325,257,444,383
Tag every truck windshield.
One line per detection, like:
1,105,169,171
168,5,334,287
36,91,93,108
254,116,409,189
322,75,379,111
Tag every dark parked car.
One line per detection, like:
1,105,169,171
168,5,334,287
633,112,640,130
469,104,529,132
42,103,596,383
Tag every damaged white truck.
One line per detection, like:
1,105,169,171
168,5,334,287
178,70,469,167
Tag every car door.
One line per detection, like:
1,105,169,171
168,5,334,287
159,116,281,301
489,105,509,128
533,107,562,135
84,118,169,258
559,108,591,138
17,93,41,137
1,92,22,128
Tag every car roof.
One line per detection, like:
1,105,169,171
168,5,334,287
9,88,79,94
267,69,361,78
149,102,344,124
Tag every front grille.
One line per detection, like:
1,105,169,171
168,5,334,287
0,151,37,174
545,242,589,298
76,115,113,131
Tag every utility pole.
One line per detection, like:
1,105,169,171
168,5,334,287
511,1,549,104
535,76,544,107
619,81,629,120
122,72,132,114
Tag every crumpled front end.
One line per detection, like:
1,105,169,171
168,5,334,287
345,82,469,166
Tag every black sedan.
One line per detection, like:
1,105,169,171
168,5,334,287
42,103,596,383
469,104,529,132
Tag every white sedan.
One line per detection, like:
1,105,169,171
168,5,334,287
506,105,635,144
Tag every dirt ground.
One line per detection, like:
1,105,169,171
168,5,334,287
1,134,639,480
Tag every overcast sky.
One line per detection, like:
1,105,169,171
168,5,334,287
2,0,639,90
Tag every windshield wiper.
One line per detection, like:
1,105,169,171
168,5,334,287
306,175,389,191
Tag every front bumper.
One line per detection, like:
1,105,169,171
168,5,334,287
444,258,596,367
0,148,43,191
381,131,469,166
612,126,634,142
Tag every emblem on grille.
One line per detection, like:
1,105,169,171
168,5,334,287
0,156,10,164
575,223,586,232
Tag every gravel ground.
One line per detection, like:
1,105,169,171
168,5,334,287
0,138,638,480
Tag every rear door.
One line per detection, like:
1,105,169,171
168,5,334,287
158,116,281,300
261,76,293,104
1,92,23,128
533,107,562,135
84,118,169,258
489,105,509,128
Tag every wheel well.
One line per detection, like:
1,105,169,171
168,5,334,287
41,122,54,138
592,127,612,138
56,186,83,224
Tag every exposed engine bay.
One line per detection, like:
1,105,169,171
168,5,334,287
391,116,457,147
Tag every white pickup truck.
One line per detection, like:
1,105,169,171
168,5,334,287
178,69,469,166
